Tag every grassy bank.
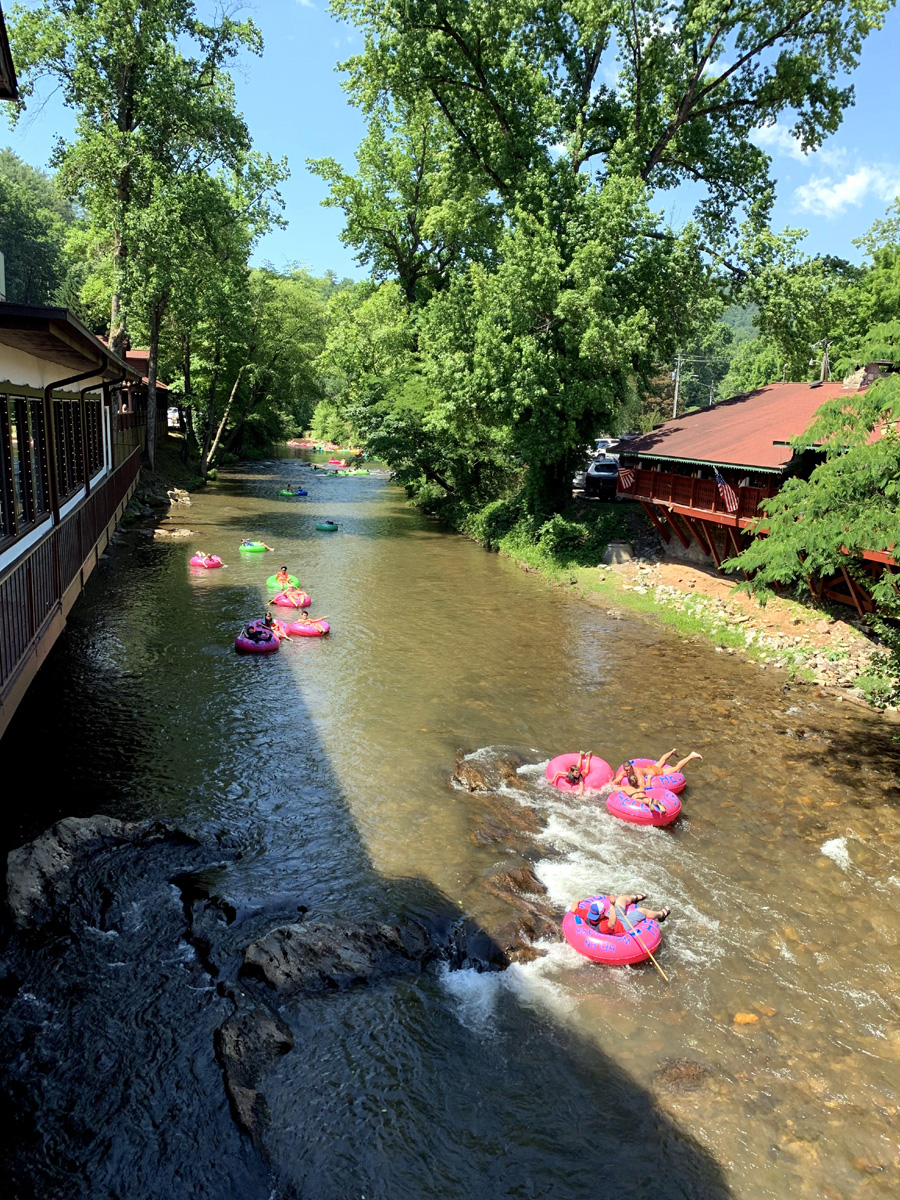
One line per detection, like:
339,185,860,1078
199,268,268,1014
453,496,898,711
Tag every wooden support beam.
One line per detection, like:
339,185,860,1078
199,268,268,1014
683,514,712,558
659,505,691,549
839,565,873,615
704,522,723,568
640,500,671,543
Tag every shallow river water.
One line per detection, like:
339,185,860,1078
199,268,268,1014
2,453,898,1200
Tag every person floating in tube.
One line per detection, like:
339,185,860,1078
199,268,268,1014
239,537,274,551
586,894,670,933
275,565,293,589
612,749,702,791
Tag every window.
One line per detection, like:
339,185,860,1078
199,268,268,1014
85,397,104,477
0,394,50,542
28,400,48,518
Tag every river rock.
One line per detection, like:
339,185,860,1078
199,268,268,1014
452,752,492,792
6,815,202,930
240,918,435,997
215,990,295,1139
153,527,197,539
654,1058,715,1093
481,860,560,958
452,749,529,794
602,541,634,564
470,799,543,846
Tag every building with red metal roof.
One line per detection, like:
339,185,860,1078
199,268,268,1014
620,381,855,474
615,379,889,614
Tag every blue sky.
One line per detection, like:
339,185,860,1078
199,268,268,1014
5,0,900,278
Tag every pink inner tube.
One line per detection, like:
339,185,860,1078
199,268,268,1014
190,554,223,569
562,895,662,965
619,757,686,794
235,623,280,653
607,787,681,826
287,618,330,637
271,591,312,609
546,752,613,793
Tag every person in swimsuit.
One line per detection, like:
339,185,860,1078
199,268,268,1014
612,768,668,814
239,537,274,551
550,752,594,796
292,610,329,628
275,566,293,589
585,894,670,932
613,749,702,790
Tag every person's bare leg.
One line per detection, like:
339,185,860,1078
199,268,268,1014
653,749,679,771
636,905,670,923
671,751,703,774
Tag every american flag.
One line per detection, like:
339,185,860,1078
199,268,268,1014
714,469,739,513
617,466,635,491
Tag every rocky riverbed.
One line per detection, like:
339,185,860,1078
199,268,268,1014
1,801,557,1184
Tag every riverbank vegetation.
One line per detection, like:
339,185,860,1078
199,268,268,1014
303,0,900,623
5,0,347,476
4,0,898,679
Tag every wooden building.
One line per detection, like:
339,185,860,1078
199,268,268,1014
616,380,894,615
0,3,17,101
0,303,143,735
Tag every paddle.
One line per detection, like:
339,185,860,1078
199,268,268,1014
616,907,670,983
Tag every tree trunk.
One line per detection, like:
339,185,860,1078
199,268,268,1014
198,364,220,480
180,336,193,463
144,301,163,470
205,366,246,470
109,172,130,355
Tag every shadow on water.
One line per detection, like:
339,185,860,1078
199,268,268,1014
0,490,733,1200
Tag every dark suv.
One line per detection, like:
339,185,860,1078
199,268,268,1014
583,457,619,498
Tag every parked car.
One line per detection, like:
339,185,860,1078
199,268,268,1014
583,456,620,498
593,437,619,454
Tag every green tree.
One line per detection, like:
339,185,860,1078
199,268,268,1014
309,104,499,303
727,376,900,695
0,148,74,303
740,229,864,379
8,0,263,356
319,0,890,520
719,337,786,395
334,0,890,241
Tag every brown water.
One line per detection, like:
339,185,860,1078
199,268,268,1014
2,452,898,1200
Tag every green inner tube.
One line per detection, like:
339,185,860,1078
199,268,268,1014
316,522,339,532
278,489,299,496
239,542,268,552
267,573,299,589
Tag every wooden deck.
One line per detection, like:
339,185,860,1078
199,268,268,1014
0,447,141,737
618,466,895,618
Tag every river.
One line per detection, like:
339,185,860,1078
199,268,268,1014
1,452,898,1200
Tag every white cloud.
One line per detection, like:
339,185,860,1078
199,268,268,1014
751,122,809,162
297,0,315,7
793,164,900,217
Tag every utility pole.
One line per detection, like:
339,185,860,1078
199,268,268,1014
672,352,683,419
708,380,716,407
819,337,832,382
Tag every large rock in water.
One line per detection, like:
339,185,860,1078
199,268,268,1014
6,815,201,929
241,918,435,997
215,988,295,1142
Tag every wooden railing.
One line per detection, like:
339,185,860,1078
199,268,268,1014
0,447,141,709
619,467,775,520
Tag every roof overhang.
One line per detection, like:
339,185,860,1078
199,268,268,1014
626,451,785,474
0,4,18,101
0,303,139,381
